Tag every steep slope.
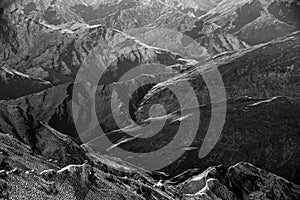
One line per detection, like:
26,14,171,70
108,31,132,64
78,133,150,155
6,73,176,144
0,103,87,165
94,96,300,185
137,31,300,119
0,133,171,199
0,66,52,100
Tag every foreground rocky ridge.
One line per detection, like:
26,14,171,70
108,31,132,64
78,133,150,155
1,132,299,199
177,162,300,200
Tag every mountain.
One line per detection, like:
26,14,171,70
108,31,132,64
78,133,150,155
177,162,300,200
98,0,249,57
1,131,299,199
0,103,87,165
0,66,52,100
6,72,177,144
5,31,300,185
137,31,300,117
200,0,300,45
155,0,222,17
95,0,300,58
84,31,300,184
1,3,191,84
1,0,300,199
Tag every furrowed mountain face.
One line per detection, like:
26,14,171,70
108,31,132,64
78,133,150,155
99,0,249,58
0,66,52,100
157,0,222,17
10,0,140,25
97,0,299,58
1,2,191,85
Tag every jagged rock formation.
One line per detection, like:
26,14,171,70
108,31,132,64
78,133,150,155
1,132,299,200
0,66,52,100
178,162,300,200
0,133,146,199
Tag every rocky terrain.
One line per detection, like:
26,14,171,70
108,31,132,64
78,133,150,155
1,0,300,199
0,66,52,100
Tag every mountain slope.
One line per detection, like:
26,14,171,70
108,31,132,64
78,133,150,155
83,32,300,184
1,131,299,199
0,102,87,165
0,66,53,100
1,2,192,84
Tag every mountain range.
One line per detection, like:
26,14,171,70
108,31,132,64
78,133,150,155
0,0,300,199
